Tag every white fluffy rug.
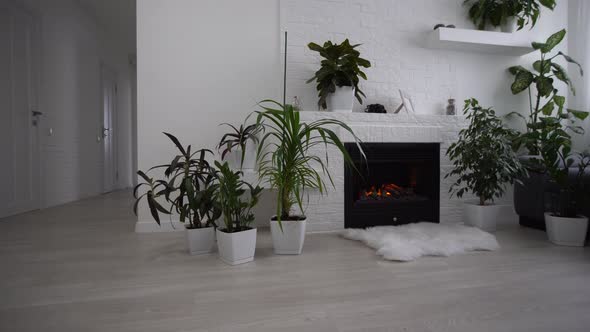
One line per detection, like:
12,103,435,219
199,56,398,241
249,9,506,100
341,222,500,262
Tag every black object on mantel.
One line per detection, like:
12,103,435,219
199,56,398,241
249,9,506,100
365,104,387,113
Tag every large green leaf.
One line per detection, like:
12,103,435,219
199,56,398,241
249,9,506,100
568,109,590,121
540,101,555,116
557,52,584,76
538,0,556,10
511,71,534,94
533,60,551,74
536,76,554,97
508,65,528,75
541,29,565,53
551,62,575,95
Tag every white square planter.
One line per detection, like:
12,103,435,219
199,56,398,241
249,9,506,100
544,213,588,247
216,228,257,265
186,226,215,255
270,218,306,255
463,201,502,232
327,86,354,113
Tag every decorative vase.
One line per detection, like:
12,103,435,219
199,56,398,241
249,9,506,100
186,226,215,255
544,213,588,247
327,86,354,113
501,16,518,33
270,217,307,255
216,228,257,265
463,201,502,232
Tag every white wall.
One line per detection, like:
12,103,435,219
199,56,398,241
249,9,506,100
137,0,280,224
18,0,135,208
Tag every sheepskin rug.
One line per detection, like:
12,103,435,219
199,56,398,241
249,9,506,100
341,222,500,262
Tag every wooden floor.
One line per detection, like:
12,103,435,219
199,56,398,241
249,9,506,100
1,191,589,332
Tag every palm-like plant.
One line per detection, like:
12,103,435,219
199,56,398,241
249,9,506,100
133,133,221,229
217,121,263,168
212,161,263,233
255,100,365,227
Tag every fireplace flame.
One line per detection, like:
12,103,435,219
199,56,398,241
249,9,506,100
359,183,415,201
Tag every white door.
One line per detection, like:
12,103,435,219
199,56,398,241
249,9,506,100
101,66,118,193
0,2,40,218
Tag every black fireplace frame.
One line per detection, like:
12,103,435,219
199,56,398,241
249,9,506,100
344,143,440,229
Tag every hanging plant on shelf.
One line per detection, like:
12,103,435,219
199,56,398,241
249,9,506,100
464,0,556,31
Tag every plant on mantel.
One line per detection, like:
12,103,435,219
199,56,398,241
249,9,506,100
133,133,221,229
508,29,588,160
255,100,366,226
464,0,556,31
446,98,528,206
307,39,371,110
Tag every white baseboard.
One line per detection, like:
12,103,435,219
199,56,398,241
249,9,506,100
134,220,185,233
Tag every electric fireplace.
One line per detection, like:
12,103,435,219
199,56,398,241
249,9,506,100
344,143,440,228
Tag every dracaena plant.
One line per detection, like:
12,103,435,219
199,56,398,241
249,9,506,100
464,0,556,31
217,121,263,168
446,98,528,206
508,29,588,156
255,100,365,228
211,161,263,233
307,39,371,110
133,133,221,229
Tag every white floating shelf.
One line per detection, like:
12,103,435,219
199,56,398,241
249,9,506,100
428,27,534,56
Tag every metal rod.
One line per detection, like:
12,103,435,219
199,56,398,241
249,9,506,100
283,31,287,107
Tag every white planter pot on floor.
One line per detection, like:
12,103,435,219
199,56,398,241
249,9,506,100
463,201,502,232
327,86,354,113
270,217,307,255
216,228,257,265
544,213,588,247
186,226,215,255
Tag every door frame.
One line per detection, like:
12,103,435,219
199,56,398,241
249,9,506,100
100,63,119,193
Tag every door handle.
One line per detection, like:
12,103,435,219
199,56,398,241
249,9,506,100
102,127,110,138
32,110,44,117
31,110,43,126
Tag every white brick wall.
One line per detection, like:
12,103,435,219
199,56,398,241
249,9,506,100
298,112,470,232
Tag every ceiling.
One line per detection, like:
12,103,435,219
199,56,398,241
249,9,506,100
77,0,136,55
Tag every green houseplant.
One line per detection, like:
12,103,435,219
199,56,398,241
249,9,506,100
218,121,262,170
307,39,371,112
464,0,556,32
256,100,365,254
508,29,588,157
446,98,527,232
212,161,263,265
133,133,221,255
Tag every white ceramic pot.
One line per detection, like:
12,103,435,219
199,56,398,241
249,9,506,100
226,141,257,170
544,213,588,247
327,86,354,113
500,16,518,33
463,201,502,232
270,217,307,255
186,226,215,255
216,228,257,265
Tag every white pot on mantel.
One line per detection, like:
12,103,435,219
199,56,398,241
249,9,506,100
501,16,518,33
327,86,354,113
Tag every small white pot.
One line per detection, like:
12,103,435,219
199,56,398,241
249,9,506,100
216,228,257,265
226,141,257,170
463,201,502,232
270,217,307,255
501,16,518,33
327,86,354,113
186,226,215,255
544,213,588,247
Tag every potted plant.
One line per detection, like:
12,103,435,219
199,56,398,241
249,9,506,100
540,120,590,246
218,121,262,170
256,100,365,254
446,98,528,232
464,0,556,32
307,39,371,112
212,161,263,265
133,133,221,255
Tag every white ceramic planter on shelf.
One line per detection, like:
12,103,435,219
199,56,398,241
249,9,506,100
501,17,518,33
186,226,215,255
327,86,354,113
544,213,588,247
216,228,257,265
270,218,307,255
463,201,502,232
